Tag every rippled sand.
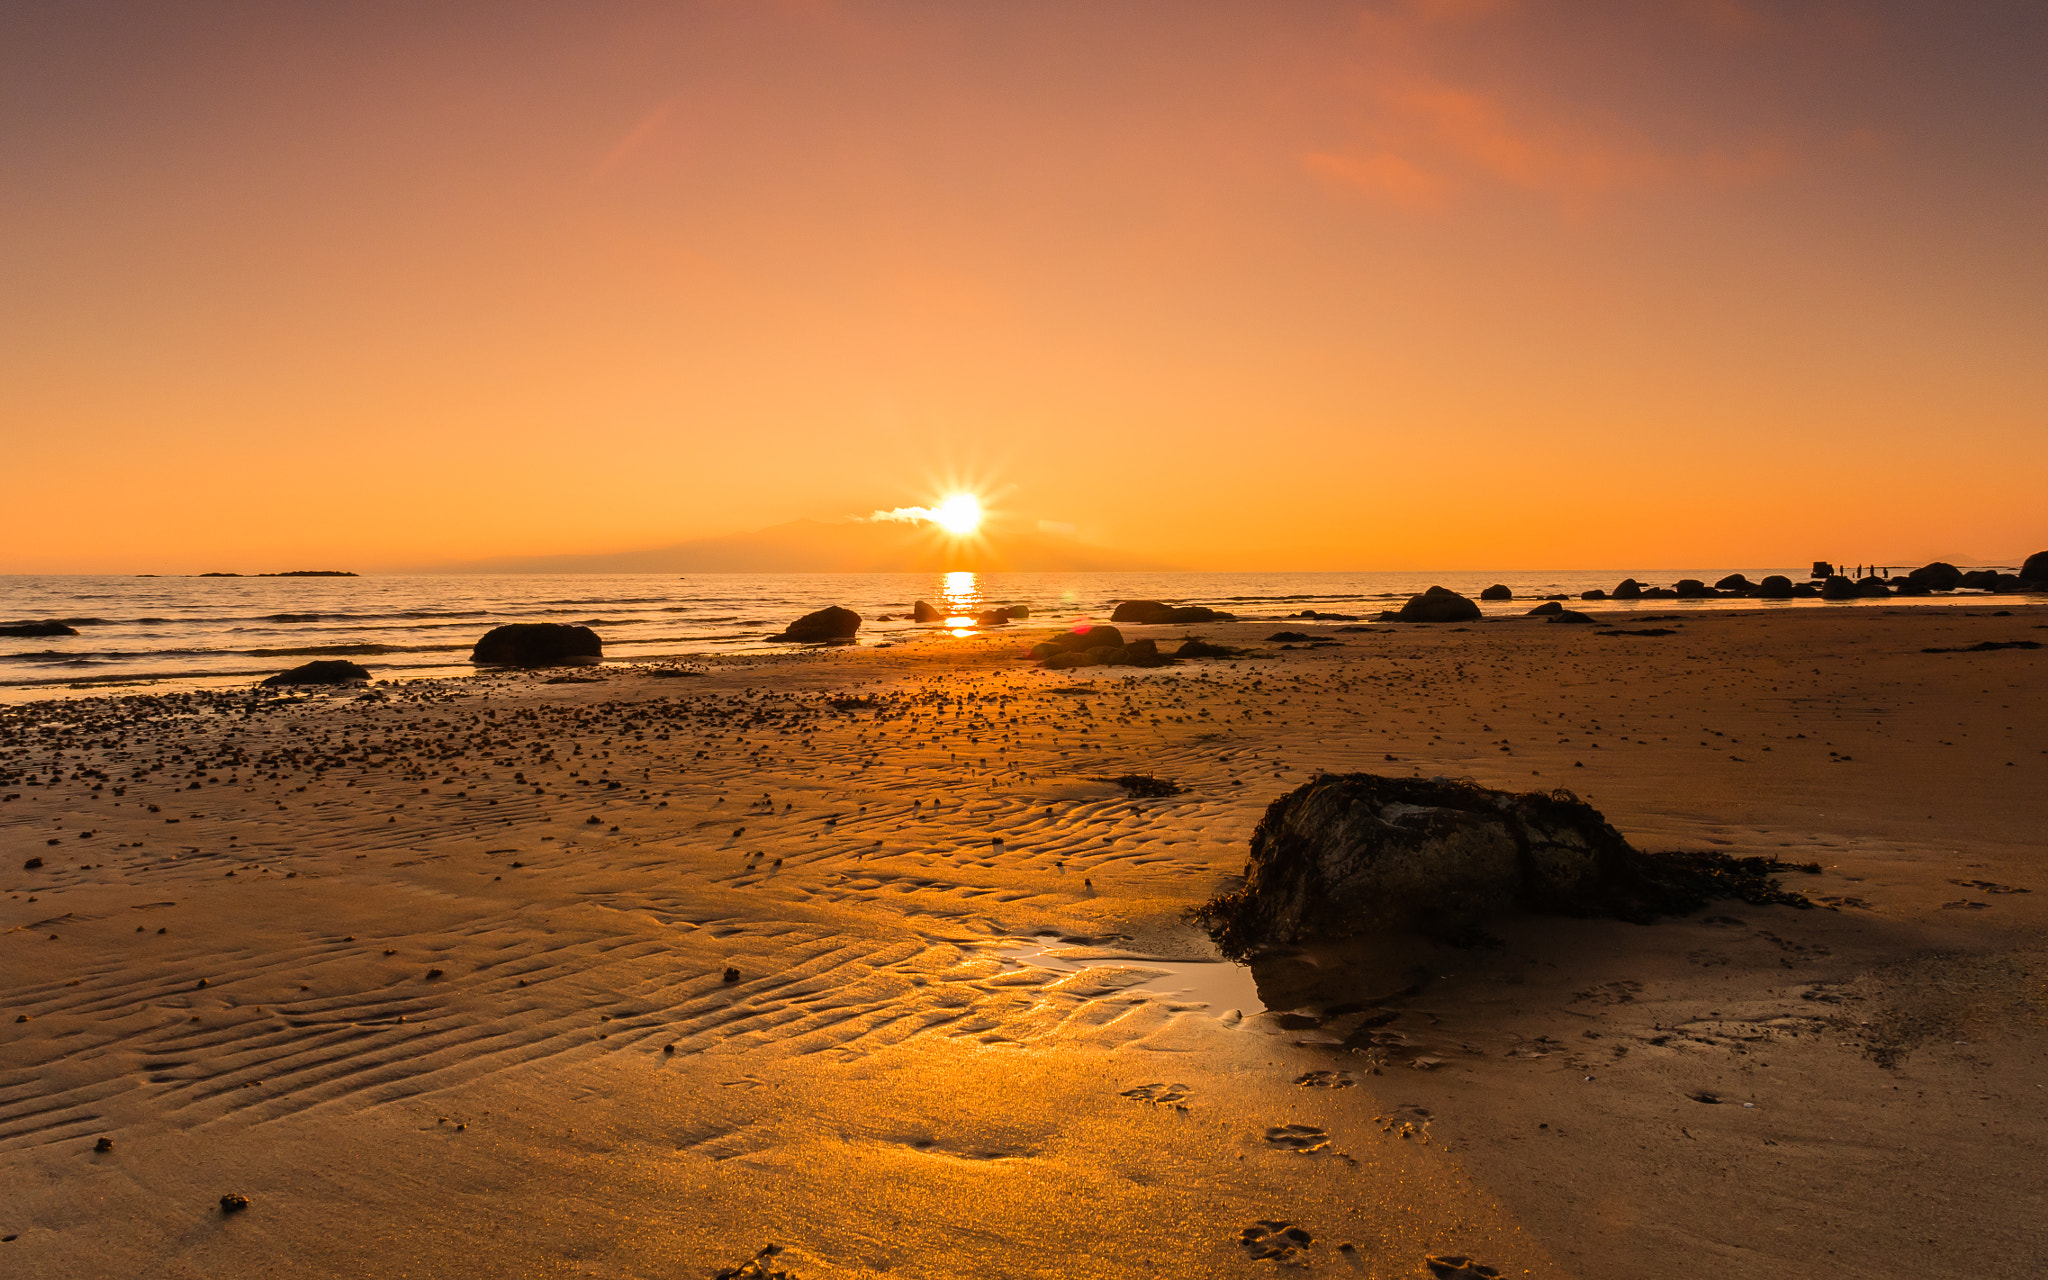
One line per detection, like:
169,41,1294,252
4,605,2045,1277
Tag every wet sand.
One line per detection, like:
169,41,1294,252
3,604,2045,1278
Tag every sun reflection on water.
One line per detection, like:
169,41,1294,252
942,570,980,632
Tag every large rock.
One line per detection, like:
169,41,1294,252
2020,552,2048,586
1906,562,1962,592
1027,625,1125,662
1714,574,1757,593
1193,775,1636,951
1547,609,1595,624
1479,584,1512,601
0,620,78,638
1110,600,1235,625
1579,589,1607,601
1673,579,1714,599
1396,586,1481,623
912,600,943,622
1195,775,1815,958
1526,601,1564,616
1612,579,1643,600
1820,575,1859,600
1757,575,1794,599
1854,577,1892,598
769,606,861,643
471,623,603,666
262,659,371,687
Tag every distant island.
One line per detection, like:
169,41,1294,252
194,570,358,577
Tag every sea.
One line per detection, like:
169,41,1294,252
0,568,2015,702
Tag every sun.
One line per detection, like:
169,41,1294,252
932,493,983,536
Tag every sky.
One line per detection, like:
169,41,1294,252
3,0,2044,573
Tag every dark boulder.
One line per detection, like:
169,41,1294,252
769,606,862,643
1028,625,1125,661
1292,609,1359,620
262,660,371,687
1854,577,1892,598
2019,552,2048,586
471,623,603,666
1714,574,1757,593
1547,610,1595,624
1527,601,1564,616
1111,600,1234,625
912,600,943,622
1906,562,1962,592
1005,603,1031,619
0,620,78,638
1192,774,1813,956
1890,579,1930,596
1791,582,1820,597
1612,579,1643,600
1176,638,1240,659
1267,631,1317,642
1641,586,1676,599
974,609,1012,627
1673,579,1714,599
1579,589,1607,601
1396,586,1481,623
1958,570,2002,591
1757,575,1794,599
1479,584,1512,601
1819,575,1858,600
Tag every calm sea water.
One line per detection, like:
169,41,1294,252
0,569,2008,700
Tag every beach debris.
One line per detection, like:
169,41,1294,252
1194,773,1817,957
1238,1221,1314,1264
1397,586,1481,623
21,857,41,870
470,623,602,667
722,967,741,983
261,659,371,687
1110,599,1234,624
218,1194,249,1214
94,1137,113,1152
767,606,861,644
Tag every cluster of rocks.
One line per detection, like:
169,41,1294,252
1562,558,2048,602
1110,600,1236,625
901,600,1029,626
1027,625,1165,669
1195,773,1816,957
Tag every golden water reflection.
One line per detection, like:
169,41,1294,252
942,570,980,633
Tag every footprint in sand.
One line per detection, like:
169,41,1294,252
1120,1082,1192,1108
1238,1221,1315,1265
1264,1124,1332,1154
1293,1069,1357,1089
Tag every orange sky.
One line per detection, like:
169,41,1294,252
4,1,2044,573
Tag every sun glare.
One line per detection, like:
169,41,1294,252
932,493,983,535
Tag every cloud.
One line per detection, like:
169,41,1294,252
1303,149,1449,209
862,506,942,524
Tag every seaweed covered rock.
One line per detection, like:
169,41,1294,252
769,606,861,643
261,659,371,686
1194,773,1810,957
1111,600,1234,625
1396,586,1481,623
471,623,603,666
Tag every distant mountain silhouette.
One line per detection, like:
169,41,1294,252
418,519,1179,574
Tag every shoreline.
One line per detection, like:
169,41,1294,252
3,603,2046,1277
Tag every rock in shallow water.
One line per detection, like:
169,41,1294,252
471,623,603,666
768,606,861,643
1396,586,1481,623
1195,773,1814,957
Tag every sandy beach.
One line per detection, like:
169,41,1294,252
4,603,2045,1278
